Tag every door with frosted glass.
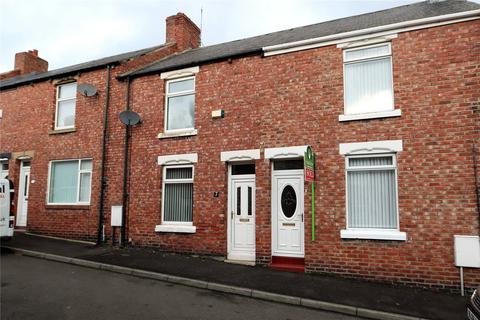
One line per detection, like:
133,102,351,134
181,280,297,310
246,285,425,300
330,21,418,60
16,162,30,227
228,178,255,262
272,170,304,257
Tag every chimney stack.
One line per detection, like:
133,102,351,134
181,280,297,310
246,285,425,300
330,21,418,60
1,49,48,80
166,13,201,52
14,49,48,75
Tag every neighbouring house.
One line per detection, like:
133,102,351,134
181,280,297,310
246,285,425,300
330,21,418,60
1,1,479,293
0,13,199,240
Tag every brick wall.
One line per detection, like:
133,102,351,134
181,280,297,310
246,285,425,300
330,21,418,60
0,43,181,242
121,20,480,292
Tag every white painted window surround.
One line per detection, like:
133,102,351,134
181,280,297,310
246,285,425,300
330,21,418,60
339,140,402,155
339,140,406,241
155,224,196,233
340,229,406,241
220,149,260,162
157,153,198,165
264,146,308,159
160,66,199,80
156,153,198,234
339,109,401,122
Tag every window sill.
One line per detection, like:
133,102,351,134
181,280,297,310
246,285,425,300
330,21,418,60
340,229,406,241
339,109,401,122
45,204,90,210
157,129,198,139
49,128,76,135
155,224,196,233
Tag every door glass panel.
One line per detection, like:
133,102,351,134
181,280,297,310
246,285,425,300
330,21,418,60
273,159,303,170
236,186,241,215
281,185,297,218
24,174,28,197
23,161,31,167
232,164,255,175
248,187,252,216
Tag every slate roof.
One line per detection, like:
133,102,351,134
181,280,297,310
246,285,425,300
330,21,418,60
1,1,478,89
125,0,479,78
0,44,165,90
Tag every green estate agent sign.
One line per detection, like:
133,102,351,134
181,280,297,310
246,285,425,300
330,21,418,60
304,146,315,241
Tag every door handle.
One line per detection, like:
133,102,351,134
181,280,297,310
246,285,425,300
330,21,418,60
231,211,234,219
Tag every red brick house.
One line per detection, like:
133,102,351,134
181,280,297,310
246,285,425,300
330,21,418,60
0,13,199,240
1,1,479,292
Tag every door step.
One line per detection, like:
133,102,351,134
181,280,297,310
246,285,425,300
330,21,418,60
270,256,305,273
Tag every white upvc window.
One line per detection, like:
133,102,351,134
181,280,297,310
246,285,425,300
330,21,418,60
55,82,77,130
47,159,92,205
342,153,405,240
343,43,394,116
161,165,194,225
164,77,195,133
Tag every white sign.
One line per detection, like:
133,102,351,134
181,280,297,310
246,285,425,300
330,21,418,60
454,235,480,268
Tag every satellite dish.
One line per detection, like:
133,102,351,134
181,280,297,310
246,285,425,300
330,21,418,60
119,110,141,126
77,83,97,97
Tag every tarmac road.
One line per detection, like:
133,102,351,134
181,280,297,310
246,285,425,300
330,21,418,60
0,252,363,320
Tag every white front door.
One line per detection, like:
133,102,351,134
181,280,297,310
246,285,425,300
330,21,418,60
272,169,304,257
228,173,255,262
16,161,30,227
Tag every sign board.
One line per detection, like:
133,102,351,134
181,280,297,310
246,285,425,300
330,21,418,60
304,146,315,182
454,235,480,268
111,206,123,227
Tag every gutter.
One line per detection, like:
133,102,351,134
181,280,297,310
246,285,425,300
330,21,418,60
263,9,480,56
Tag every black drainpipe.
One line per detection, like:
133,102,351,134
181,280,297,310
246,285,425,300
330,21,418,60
121,77,131,246
473,144,480,236
96,65,112,245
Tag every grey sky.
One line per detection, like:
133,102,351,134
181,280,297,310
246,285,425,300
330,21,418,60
0,0,476,72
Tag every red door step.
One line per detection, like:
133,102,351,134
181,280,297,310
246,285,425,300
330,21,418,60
270,256,305,273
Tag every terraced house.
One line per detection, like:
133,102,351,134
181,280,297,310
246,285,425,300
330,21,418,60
1,0,479,293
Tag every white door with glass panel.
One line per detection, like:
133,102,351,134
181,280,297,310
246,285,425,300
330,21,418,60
272,169,304,257
228,164,255,262
16,161,31,227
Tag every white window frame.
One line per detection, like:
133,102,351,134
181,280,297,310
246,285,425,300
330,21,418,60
161,164,194,226
341,42,398,121
46,158,92,205
54,82,77,130
164,76,196,134
342,152,406,241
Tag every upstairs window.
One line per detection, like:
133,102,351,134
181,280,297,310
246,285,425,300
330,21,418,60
165,77,195,132
55,82,77,130
343,43,393,115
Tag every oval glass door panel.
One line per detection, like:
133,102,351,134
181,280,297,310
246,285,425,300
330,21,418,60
281,185,297,218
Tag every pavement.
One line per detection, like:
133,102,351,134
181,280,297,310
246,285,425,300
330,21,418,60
1,232,469,320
